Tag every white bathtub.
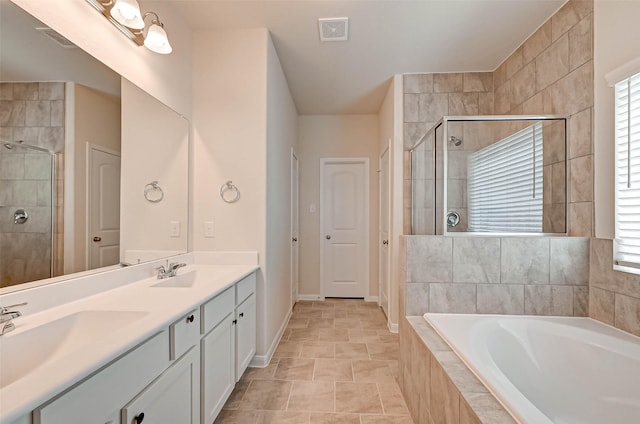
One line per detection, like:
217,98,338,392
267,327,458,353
424,313,640,424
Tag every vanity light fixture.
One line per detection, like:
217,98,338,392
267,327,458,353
85,0,173,54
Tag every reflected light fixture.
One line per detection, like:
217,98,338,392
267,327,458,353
86,0,173,54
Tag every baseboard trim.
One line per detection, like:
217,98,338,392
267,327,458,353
365,296,379,303
388,322,398,333
297,294,324,301
249,307,292,368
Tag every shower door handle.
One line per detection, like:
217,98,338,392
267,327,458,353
93,236,102,242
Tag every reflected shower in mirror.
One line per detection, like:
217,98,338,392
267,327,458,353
410,116,568,235
0,1,189,290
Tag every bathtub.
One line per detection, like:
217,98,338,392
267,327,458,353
423,313,640,424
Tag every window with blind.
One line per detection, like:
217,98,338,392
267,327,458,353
614,71,640,273
467,122,543,232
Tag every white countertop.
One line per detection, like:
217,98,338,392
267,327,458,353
0,263,258,423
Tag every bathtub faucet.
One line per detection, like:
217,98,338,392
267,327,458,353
0,302,27,335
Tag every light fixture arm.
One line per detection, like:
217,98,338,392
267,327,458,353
142,11,164,28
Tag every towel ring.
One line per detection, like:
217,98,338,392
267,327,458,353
220,180,240,203
144,181,164,203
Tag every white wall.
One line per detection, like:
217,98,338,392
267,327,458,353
11,0,193,117
192,28,271,356
594,0,640,239
298,115,380,299
120,79,189,262
377,75,404,329
66,84,121,274
265,34,298,355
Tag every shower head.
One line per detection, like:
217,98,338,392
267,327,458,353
449,136,463,147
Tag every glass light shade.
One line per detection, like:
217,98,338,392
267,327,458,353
110,0,144,29
144,23,172,54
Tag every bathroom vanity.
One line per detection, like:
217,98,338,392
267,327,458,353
0,259,258,424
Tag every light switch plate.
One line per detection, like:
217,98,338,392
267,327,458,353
170,221,180,237
204,221,215,238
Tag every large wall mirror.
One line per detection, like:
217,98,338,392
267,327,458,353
0,1,189,291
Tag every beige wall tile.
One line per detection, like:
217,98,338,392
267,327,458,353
569,15,592,71
568,201,592,237
462,393,518,424
589,287,615,325
453,237,501,284
493,62,507,89
536,34,570,92
550,237,590,285
0,83,14,100
510,62,536,108
477,284,525,314
522,21,552,64
404,94,420,122
433,350,489,394
434,73,463,93
460,398,482,424
522,92,544,114
505,47,524,80
574,286,589,317
13,83,38,100
551,162,566,205
569,107,592,158
419,93,449,122
429,283,477,313
478,92,494,114
614,294,640,337
544,62,593,115
551,0,593,41
404,74,434,94
524,285,574,316
1,101,26,126
463,72,493,93
38,82,65,100
406,282,429,315
569,155,593,202
406,236,452,283
25,100,51,126
430,359,460,424
501,238,550,284
449,93,479,116
404,122,430,148
494,82,511,114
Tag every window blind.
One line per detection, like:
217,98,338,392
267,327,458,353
467,122,543,232
614,72,640,271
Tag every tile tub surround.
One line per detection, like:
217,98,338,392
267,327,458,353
215,299,413,424
590,238,640,337
403,236,590,317
399,316,516,424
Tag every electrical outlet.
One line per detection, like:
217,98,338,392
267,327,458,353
204,221,215,238
309,203,316,213
170,221,180,237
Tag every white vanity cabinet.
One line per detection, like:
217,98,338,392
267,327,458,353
121,346,200,424
235,293,256,382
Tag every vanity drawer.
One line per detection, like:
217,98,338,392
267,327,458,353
236,272,256,304
170,310,200,360
201,286,234,335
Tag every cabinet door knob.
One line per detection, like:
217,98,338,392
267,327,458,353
232,319,238,325
239,312,244,317
93,236,102,242
186,315,194,323
135,412,145,424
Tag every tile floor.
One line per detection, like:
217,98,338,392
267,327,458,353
215,299,414,424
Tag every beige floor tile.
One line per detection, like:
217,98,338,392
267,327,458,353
359,415,414,424
240,380,292,411
322,310,348,319
257,410,310,424
348,329,381,343
294,309,324,319
307,318,335,329
311,301,334,309
287,380,335,412
301,342,335,359
313,359,353,381
317,328,350,342
287,318,310,329
379,334,399,343
274,341,304,359
352,360,395,383
367,342,400,360
223,378,251,410
335,342,369,360
360,319,388,330
378,381,411,415
274,358,315,380
243,362,278,380
214,409,260,423
309,412,360,424
335,382,383,414
289,328,320,342
334,318,363,329
346,310,371,319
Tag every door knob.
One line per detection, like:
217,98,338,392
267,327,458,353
325,235,331,240
93,236,102,242
383,240,389,245
292,237,298,242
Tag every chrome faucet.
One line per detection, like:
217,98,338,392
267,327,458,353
156,262,187,279
1,302,27,335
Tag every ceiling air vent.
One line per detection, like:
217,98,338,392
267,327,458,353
318,17,349,42
36,27,78,49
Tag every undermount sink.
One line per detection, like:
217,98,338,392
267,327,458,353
0,310,148,389
151,270,198,288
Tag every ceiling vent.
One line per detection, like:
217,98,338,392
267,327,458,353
36,27,78,49
318,17,349,42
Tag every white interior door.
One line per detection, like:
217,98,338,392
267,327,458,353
291,151,299,306
88,146,121,269
320,158,369,298
379,148,390,317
